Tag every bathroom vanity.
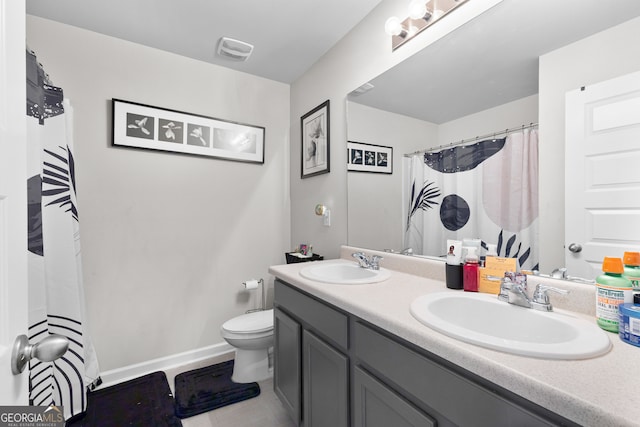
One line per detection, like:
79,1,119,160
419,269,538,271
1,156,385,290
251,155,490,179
269,246,640,427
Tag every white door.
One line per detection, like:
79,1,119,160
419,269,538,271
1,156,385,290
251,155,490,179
0,0,28,404
566,70,640,279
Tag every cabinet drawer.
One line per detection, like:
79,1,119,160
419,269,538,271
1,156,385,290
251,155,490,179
354,366,436,427
354,321,558,427
275,280,348,351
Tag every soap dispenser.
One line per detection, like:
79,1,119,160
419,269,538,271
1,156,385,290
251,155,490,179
463,247,479,292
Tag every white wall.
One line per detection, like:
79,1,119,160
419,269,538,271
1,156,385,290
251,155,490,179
347,102,438,251
26,16,291,372
346,95,537,252
538,15,640,272
437,95,538,145
289,0,503,260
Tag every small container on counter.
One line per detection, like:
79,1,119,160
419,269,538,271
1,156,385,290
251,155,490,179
446,264,464,289
445,239,463,290
619,293,640,348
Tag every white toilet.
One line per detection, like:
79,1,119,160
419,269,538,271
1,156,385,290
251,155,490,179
221,308,274,383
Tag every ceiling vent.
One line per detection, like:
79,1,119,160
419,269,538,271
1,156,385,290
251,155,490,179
217,37,254,62
350,82,375,96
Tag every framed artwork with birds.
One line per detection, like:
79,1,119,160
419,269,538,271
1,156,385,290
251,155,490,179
112,98,265,164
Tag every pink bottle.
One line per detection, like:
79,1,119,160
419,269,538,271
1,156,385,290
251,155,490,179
463,247,479,292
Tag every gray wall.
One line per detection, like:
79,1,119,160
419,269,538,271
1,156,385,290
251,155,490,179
289,0,502,260
27,16,291,372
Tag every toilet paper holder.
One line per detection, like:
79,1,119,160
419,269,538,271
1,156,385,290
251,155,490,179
243,278,266,313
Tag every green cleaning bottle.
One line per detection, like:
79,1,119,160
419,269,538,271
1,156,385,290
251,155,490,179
596,257,633,333
623,251,640,294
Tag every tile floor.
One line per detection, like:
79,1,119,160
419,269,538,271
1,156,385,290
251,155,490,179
164,353,296,427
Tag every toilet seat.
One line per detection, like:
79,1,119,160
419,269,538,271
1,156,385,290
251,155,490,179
222,309,273,334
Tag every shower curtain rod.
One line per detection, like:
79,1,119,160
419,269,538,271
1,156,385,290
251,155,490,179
403,122,538,157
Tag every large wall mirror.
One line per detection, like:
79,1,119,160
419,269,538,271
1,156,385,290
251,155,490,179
346,0,640,275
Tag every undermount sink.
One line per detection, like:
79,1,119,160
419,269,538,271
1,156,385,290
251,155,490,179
410,292,611,360
299,262,391,284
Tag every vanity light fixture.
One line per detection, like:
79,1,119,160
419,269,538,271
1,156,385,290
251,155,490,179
385,0,469,51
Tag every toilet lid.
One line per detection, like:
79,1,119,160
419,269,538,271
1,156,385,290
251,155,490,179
222,309,273,333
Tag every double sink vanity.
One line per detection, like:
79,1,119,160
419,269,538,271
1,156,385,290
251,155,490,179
268,246,639,427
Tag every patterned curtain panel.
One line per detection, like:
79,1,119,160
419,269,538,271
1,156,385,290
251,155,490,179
404,129,539,270
26,50,101,419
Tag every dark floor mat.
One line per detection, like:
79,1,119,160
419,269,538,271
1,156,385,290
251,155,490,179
66,371,181,427
174,360,261,419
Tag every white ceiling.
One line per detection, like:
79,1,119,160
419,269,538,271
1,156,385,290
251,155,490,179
26,0,383,84
351,0,640,124
26,0,640,123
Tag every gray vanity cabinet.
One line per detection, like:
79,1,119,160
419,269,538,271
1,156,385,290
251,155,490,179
274,278,579,427
353,321,573,427
274,279,349,427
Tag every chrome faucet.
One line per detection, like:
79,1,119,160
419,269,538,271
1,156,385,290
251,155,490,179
499,279,569,312
530,284,569,312
498,278,531,308
352,252,383,270
544,267,595,285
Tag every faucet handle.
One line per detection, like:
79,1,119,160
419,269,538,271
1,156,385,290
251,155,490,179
497,277,512,302
532,284,569,311
352,252,370,268
370,255,383,270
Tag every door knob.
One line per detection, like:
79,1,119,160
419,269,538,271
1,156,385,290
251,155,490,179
568,243,582,253
11,334,69,375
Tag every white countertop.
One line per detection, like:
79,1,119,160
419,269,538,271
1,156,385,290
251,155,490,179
269,246,640,427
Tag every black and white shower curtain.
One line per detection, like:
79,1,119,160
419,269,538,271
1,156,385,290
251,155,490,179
404,129,539,270
26,50,100,419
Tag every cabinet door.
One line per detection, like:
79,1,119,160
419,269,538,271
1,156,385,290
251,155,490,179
274,308,302,425
354,366,436,427
303,330,349,427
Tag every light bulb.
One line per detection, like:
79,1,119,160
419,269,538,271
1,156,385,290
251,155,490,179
384,17,404,36
408,0,427,19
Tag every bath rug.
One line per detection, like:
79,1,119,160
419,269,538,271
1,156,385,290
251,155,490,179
174,360,261,418
66,371,181,426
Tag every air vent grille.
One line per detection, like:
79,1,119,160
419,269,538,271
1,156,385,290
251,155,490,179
217,37,254,62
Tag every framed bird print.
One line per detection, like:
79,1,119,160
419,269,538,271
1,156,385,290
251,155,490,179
301,100,330,178
347,141,392,174
111,99,265,163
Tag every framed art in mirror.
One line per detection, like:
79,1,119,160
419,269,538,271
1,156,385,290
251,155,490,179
347,141,393,174
301,100,330,178
112,98,265,164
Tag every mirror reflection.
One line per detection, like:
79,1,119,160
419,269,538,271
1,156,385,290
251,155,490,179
346,1,640,274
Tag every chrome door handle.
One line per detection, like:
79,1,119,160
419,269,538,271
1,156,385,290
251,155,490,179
568,243,582,253
11,334,69,375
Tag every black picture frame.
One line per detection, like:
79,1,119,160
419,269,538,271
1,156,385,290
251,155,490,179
347,141,393,174
112,98,265,164
301,100,330,178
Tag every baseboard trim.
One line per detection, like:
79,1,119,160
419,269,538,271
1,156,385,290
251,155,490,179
96,342,234,389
